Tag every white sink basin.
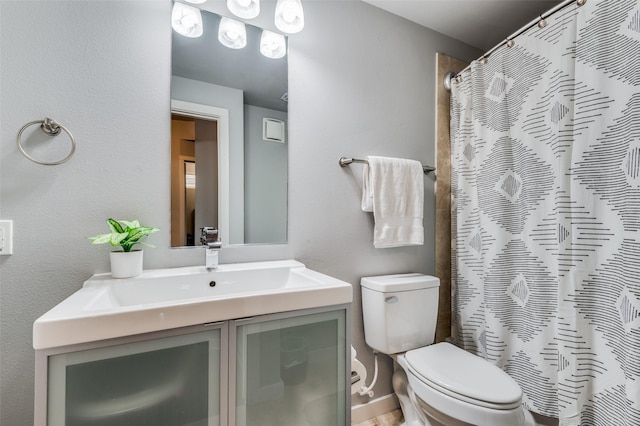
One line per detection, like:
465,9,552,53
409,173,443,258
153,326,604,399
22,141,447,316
33,260,352,350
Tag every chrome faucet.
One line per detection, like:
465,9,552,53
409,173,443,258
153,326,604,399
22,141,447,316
200,227,222,270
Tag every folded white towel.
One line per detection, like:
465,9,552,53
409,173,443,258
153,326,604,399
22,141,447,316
361,156,424,248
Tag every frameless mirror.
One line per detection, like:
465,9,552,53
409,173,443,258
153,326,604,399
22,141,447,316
171,5,288,248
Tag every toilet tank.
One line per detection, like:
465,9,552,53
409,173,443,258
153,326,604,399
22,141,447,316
361,273,440,354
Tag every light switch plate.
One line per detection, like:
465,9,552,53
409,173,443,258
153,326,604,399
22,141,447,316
0,220,13,255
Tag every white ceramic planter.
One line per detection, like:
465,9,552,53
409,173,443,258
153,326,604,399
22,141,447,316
110,250,143,279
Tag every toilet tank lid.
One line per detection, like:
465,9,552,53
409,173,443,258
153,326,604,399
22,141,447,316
361,273,439,292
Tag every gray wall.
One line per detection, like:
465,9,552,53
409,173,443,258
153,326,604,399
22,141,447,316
244,104,287,243
0,0,480,423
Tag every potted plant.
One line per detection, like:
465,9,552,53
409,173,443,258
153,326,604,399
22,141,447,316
89,218,159,278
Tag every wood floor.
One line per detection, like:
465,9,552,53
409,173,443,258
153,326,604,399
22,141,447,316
352,409,403,426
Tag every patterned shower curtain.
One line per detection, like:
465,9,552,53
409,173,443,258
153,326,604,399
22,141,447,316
450,0,640,424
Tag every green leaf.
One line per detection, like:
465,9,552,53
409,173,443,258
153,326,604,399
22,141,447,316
120,220,140,229
89,219,158,252
110,233,128,246
137,241,156,249
88,233,113,245
125,228,146,242
107,218,125,234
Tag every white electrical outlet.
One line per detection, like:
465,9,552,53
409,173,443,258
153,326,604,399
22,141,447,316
0,220,13,255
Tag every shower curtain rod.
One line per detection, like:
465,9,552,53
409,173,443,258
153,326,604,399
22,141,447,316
449,0,581,84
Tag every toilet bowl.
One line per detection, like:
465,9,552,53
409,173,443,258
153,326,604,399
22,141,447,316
397,343,526,425
361,273,532,426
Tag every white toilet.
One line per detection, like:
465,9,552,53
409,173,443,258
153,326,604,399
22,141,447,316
361,273,533,426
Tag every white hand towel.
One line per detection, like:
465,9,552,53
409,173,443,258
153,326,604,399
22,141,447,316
361,156,424,248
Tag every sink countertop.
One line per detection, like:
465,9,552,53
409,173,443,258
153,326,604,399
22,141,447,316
33,259,352,350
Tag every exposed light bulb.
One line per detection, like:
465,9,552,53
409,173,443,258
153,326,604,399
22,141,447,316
171,2,203,38
275,0,304,34
260,30,286,59
227,0,260,19
218,17,247,49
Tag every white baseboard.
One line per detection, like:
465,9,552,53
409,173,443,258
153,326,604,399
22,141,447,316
351,394,400,424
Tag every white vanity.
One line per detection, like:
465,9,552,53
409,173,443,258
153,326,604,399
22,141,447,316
33,260,352,426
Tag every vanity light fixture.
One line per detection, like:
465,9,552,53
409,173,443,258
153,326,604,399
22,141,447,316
274,0,304,34
171,2,203,38
227,0,260,20
218,17,247,49
260,30,287,59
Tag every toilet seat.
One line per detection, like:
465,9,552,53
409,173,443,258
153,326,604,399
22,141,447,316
402,366,525,426
404,343,522,410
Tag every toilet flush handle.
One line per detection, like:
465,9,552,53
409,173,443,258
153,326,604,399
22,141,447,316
385,296,398,304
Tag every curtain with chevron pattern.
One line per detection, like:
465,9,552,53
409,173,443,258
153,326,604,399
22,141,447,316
450,0,640,424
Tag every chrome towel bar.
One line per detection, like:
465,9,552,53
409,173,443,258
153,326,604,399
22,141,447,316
339,157,435,175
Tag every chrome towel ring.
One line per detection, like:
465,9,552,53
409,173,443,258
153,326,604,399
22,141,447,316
16,117,76,165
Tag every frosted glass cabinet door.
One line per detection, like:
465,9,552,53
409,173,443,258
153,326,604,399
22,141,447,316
47,329,221,426
233,309,347,426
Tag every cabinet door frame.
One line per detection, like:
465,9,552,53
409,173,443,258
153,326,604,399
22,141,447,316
34,322,229,426
229,304,351,426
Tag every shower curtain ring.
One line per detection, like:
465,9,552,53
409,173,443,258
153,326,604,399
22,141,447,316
538,16,547,28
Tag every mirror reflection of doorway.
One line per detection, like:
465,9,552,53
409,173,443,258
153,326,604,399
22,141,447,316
184,160,196,246
171,115,218,247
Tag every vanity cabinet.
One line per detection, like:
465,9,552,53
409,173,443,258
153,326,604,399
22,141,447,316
232,309,347,426
35,305,349,426
45,328,223,426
